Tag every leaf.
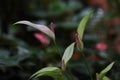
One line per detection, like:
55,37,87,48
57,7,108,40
62,42,75,70
29,67,62,80
99,62,115,80
77,11,92,40
103,76,111,80
14,21,55,39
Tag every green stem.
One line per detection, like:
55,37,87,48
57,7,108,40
62,71,73,80
53,39,62,57
68,70,74,80
81,52,93,80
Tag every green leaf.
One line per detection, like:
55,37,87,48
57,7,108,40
14,21,55,39
77,11,92,40
99,62,115,80
29,67,63,80
103,76,111,80
62,42,75,70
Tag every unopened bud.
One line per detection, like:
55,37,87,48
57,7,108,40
75,33,82,49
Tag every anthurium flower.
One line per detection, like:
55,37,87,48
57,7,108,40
34,33,50,46
96,42,108,51
14,20,55,39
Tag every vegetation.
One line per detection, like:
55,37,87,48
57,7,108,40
0,0,120,80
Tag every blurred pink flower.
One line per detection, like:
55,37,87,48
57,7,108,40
34,33,50,46
96,42,108,51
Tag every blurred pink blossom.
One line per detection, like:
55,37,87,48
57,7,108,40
34,33,50,46
96,42,108,51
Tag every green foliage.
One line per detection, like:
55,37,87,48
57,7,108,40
1,0,119,80
77,11,92,40
77,11,92,49
28,12,92,80
62,42,75,70
14,11,115,80
29,67,63,80
99,62,115,80
103,76,111,80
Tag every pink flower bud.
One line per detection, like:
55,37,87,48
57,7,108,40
96,42,108,51
75,33,82,49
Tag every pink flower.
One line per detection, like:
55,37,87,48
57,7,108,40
34,33,50,46
96,42,108,51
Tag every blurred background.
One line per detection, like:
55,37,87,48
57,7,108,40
0,0,120,80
